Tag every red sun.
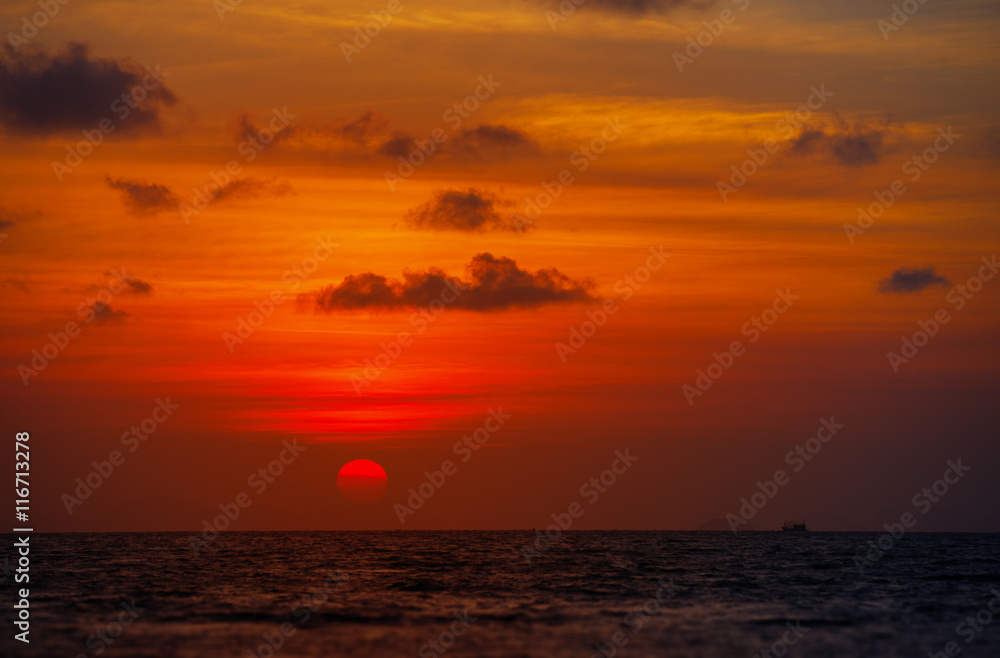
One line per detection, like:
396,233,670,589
337,459,388,503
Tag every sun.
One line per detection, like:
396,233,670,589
337,459,388,503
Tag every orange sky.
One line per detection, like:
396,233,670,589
1,0,998,532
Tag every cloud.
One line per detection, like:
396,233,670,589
405,188,522,232
0,209,19,228
106,176,179,216
291,112,537,163
789,118,888,167
338,110,388,146
0,207,39,230
376,132,417,158
213,177,293,202
451,124,537,158
0,274,29,291
235,110,295,147
121,277,153,295
292,111,394,155
375,123,536,160
73,270,153,296
309,253,594,312
0,42,176,136
877,267,951,294
90,301,130,324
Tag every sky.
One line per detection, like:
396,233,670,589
1,0,998,532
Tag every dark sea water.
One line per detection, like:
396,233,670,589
3,531,999,657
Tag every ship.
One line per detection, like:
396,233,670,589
782,520,807,531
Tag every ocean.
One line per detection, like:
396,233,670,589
4,531,999,657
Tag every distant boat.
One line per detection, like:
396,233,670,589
782,521,807,531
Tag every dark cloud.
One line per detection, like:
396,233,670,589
75,270,153,296
122,277,153,295
789,118,888,167
829,132,883,167
375,123,536,160
0,274,29,291
290,111,394,154
235,113,258,143
271,112,539,168
309,253,594,312
213,177,293,202
789,128,825,153
338,110,388,146
90,301,130,324
0,207,39,229
451,124,537,158
295,112,537,162
0,42,176,136
106,176,179,216
235,110,295,147
376,132,417,158
540,0,710,14
405,188,522,232
877,267,950,294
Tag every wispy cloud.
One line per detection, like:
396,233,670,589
90,301,130,324
789,118,890,167
213,177,293,202
106,176,179,216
